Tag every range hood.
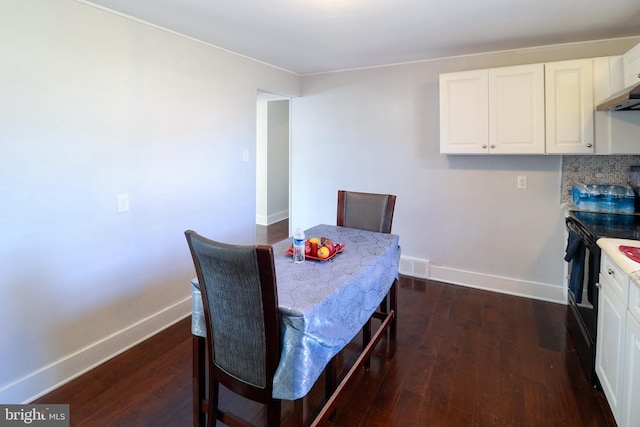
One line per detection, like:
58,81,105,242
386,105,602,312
596,82,640,111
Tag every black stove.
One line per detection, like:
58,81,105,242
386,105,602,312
569,210,640,240
564,209,640,387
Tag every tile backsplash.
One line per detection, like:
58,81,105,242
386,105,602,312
561,155,640,203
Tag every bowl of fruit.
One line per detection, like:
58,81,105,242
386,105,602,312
288,237,345,261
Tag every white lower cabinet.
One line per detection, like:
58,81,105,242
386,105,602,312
622,311,640,427
597,250,640,427
596,272,626,425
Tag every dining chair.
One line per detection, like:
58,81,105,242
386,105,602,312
336,190,396,233
336,190,398,368
185,230,282,427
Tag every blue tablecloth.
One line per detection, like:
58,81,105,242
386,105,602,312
191,224,400,400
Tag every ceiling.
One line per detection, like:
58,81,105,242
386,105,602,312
83,0,640,75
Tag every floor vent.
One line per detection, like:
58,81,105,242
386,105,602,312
399,257,429,279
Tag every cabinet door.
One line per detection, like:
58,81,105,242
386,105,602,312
596,275,627,425
623,42,640,88
602,252,630,303
622,313,640,427
630,279,640,323
489,64,545,154
545,59,594,154
439,69,489,154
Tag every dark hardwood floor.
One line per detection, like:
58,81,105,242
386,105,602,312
34,219,615,426
255,219,290,247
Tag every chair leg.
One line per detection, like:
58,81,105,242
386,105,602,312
207,377,219,427
193,336,206,427
266,399,281,427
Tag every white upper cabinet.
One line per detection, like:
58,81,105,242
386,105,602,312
545,59,595,154
440,56,640,155
623,42,640,88
439,69,489,154
489,64,545,154
594,55,640,155
439,64,544,154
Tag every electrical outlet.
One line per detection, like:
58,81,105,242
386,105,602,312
117,194,130,213
517,176,527,189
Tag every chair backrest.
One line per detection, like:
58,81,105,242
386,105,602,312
337,190,396,234
184,230,281,401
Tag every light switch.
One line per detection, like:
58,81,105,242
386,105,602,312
117,194,130,213
517,176,527,189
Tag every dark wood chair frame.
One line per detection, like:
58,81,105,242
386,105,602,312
185,230,282,427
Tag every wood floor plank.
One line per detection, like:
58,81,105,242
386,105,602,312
33,222,616,427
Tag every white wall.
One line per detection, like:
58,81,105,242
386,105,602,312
266,100,290,224
256,100,290,225
291,37,640,303
256,101,268,222
0,0,299,403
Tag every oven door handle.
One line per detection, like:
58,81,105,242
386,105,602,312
566,217,595,246
566,218,581,235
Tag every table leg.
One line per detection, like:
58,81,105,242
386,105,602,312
193,335,206,427
390,278,398,338
294,397,310,427
362,320,371,370
325,358,335,401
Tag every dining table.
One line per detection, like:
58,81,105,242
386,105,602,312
190,223,401,426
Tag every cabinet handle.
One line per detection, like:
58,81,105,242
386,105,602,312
490,144,496,149
482,144,488,149
608,268,614,276
586,143,593,148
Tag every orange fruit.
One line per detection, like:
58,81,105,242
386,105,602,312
316,246,330,259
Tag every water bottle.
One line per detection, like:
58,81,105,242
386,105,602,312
293,227,305,264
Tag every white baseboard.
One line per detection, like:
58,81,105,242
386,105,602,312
0,297,192,404
429,264,566,304
256,209,289,226
400,256,566,304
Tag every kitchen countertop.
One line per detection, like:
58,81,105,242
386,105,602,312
597,238,640,287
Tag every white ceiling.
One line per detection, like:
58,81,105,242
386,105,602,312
83,0,640,75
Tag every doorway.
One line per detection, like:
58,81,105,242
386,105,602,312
256,92,290,227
